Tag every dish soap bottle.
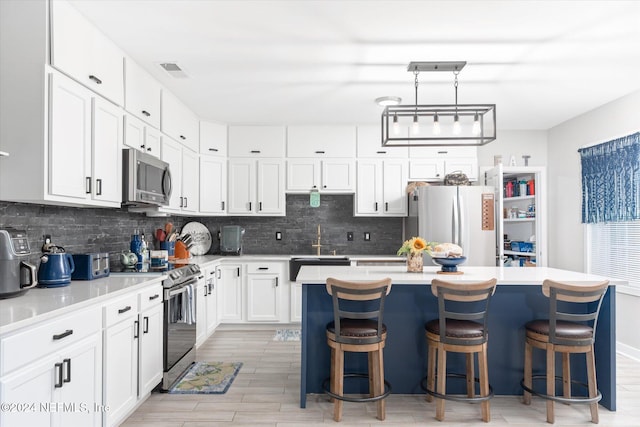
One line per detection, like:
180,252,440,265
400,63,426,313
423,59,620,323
140,233,149,264
130,229,143,263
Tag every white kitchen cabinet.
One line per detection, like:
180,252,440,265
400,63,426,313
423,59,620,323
137,285,163,398
161,136,200,213
228,159,285,215
195,278,207,347
48,71,122,207
246,263,282,322
356,125,409,158
199,155,227,215
286,125,356,157
290,283,302,323
355,159,408,216
197,265,219,346
217,264,243,322
102,293,139,427
50,0,124,106
124,58,161,129
408,146,478,182
124,114,161,158
286,159,355,193
200,121,228,156
228,126,286,157
485,165,547,267
161,90,199,153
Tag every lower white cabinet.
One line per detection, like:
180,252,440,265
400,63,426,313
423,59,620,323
196,266,219,347
137,286,163,397
290,282,302,323
0,334,101,427
217,264,243,322
246,263,282,322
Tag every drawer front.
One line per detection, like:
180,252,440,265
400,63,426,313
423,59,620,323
103,293,139,328
246,263,283,275
0,308,100,375
139,283,163,312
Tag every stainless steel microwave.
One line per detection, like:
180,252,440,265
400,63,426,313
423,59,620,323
122,149,172,206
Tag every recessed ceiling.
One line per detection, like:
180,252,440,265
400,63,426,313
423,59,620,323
68,0,640,130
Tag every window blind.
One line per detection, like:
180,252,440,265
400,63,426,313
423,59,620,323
587,221,640,288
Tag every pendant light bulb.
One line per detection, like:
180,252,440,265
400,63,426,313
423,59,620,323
452,113,461,135
392,113,400,135
411,114,419,135
472,112,481,135
432,113,441,135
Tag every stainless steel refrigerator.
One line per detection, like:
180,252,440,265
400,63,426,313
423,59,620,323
405,185,496,266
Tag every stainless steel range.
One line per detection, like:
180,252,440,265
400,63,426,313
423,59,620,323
161,263,203,390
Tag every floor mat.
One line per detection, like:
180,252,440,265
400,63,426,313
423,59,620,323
273,328,301,341
168,361,242,394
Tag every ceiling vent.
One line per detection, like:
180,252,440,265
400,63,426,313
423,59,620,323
159,62,189,78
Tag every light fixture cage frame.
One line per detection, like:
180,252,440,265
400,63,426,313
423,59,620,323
381,103,496,147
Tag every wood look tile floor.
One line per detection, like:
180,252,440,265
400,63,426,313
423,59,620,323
123,326,640,426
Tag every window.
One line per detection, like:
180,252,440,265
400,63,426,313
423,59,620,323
586,221,640,289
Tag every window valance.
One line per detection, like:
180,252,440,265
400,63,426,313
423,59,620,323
579,132,640,223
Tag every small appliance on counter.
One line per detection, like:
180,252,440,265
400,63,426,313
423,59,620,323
220,225,244,255
38,246,75,288
0,228,38,299
71,253,110,280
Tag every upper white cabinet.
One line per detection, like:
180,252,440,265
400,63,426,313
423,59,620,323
124,114,161,158
228,126,286,157
356,125,408,158
48,71,122,207
161,136,200,213
199,155,227,215
50,0,124,106
228,159,285,215
408,146,478,181
286,159,355,193
161,91,199,153
355,159,408,217
287,125,356,157
124,58,161,129
200,121,228,156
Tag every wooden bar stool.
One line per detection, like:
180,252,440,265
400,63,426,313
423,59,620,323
423,278,497,422
323,277,392,422
521,279,609,424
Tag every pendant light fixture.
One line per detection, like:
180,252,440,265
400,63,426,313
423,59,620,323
380,61,496,147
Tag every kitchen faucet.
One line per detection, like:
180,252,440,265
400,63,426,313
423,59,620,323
311,224,322,255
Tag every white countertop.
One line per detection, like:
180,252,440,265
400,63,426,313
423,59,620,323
296,265,624,286
0,275,165,334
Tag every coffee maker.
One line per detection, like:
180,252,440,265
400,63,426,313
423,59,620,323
0,228,38,298
220,226,245,255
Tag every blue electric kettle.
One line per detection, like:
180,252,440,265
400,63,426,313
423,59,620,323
38,252,75,287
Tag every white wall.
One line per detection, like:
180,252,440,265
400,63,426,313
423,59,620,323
477,129,548,169
547,89,640,359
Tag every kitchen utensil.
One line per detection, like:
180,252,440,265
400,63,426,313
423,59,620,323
38,252,75,287
180,222,212,256
156,228,166,242
165,222,174,236
120,251,138,267
174,240,190,260
0,228,38,298
71,253,110,280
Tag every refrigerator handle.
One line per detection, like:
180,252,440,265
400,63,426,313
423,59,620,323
452,194,459,245
458,192,465,249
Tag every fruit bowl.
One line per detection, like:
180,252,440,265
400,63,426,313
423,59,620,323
431,256,467,273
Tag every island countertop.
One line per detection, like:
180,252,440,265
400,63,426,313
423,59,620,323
296,265,621,286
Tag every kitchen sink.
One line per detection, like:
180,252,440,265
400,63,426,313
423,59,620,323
289,256,351,281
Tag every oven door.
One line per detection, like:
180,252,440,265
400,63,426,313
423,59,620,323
163,280,197,371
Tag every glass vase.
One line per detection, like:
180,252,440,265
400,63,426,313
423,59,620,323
406,252,424,273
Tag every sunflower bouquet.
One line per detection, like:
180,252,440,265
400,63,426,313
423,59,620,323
396,237,437,256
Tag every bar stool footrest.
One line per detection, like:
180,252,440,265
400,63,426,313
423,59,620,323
520,375,602,405
421,373,494,403
322,373,392,403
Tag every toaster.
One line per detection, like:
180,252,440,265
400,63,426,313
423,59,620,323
71,253,110,280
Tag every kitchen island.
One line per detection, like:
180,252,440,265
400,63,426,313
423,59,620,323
297,265,620,410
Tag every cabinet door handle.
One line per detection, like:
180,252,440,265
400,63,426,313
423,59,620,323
221,201,225,210
315,150,325,154
63,358,71,383
147,147,152,152
184,197,188,208
208,148,218,152
217,269,221,279
118,305,131,314
437,150,448,154
376,150,387,154
204,286,208,297
149,294,160,301
180,196,184,208
236,267,240,277
250,150,261,154
385,202,389,211
143,316,149,334
88,74,102,85
259,202,262,211
53,329,73,340
275,277,279,287
375,202,378,212
54,362,64,388
96,178,102,196
85,177,92,194
323,185,327,188
141,110,151,117
258,267,269,270
134,320,139,339
180,135,186,140
248,202,252,211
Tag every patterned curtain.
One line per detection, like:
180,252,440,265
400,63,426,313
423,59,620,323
579,132,640,223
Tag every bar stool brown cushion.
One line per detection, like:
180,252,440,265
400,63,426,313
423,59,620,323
327,320,387,338
525,319,593,340
425,319,484,339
